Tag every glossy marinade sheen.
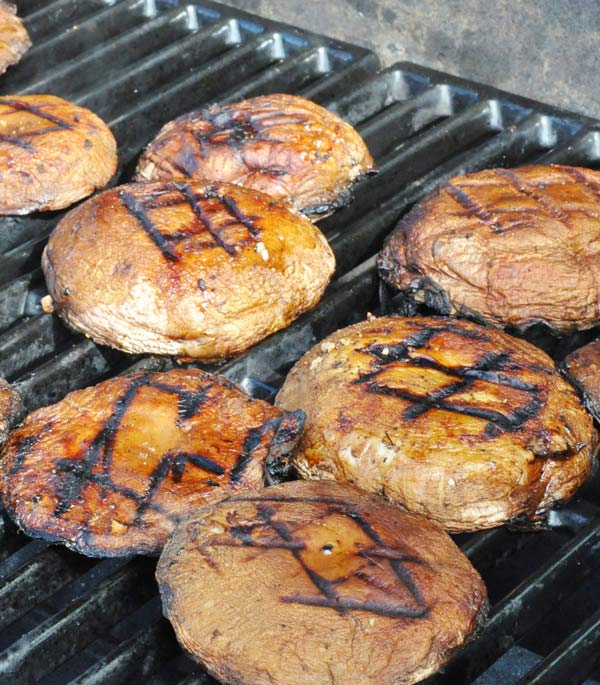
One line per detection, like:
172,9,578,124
276,316,597,532
42,180,335,359
0,369,305,556
378,165,600,333
135,93,376,219
157,480,488,685
0,94,117,214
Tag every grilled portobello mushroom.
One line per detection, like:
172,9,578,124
0,377,20,448
378,165,600,334
0,2,30,75
0,369,304,556
135,93,375,219
42,180,335,359
275,316,597,532
157,480,488,685
564,339,600,422
0,94,117,214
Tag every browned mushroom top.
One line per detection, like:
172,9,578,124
136,93,375,218
276,315,597,532
42,180,335,360
157,480,488,685
0,94,117,214
378,165,600,333
0,369,304,556
0,2,31,75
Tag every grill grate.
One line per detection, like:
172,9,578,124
0,1,599,683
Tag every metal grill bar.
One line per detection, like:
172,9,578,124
517,606,600,685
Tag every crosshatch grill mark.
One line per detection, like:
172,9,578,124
352,323,544,436
9,376,279,532
190,109,308,158
119,183,262,261
0,98,73,151
208,497,430,619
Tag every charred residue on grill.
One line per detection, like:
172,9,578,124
208,498,430,619
351,322,546,437
119,183,262,262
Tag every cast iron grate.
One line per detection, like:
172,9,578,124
0,1,599,683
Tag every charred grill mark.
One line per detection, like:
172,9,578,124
216,193,261,238
494,168,575,230
173,453,225,477
52,378,144,517
0,99,73,130
177,387,211,419
120,190,180,262
257,503,343,609
230,418,281,483
211,497,430,618
356,327,544,434
561,166,600,203
241,502,430,618
0,132,34,150
9,434,40,476
444,182,505,233
44,376,231,529
133,451,225,523
177,182,237,255
279,594,429,619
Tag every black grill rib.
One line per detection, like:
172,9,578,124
516,605,600,684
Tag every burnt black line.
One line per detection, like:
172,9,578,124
120,190,180,262
218,194,261,237
279,594,429,619
494,168,575,230
444,181,505,233
560,165,600,203
52,379,144,517
256,504,342,609
367,383,535,431
177,182,237,254
0,99,72,129
174,452,225,476
0,133,34,150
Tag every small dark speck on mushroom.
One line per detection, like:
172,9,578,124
63,287,71,297
84,139,92,150
37,163,45,173
212,629,220,638
321,543,334,555
198,279,206,291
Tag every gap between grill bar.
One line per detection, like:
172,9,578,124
0,559,154,683
424,517,600,684
517,605,600,685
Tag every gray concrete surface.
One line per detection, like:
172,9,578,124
221,0,600,120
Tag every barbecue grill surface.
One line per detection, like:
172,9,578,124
0,1,599,684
